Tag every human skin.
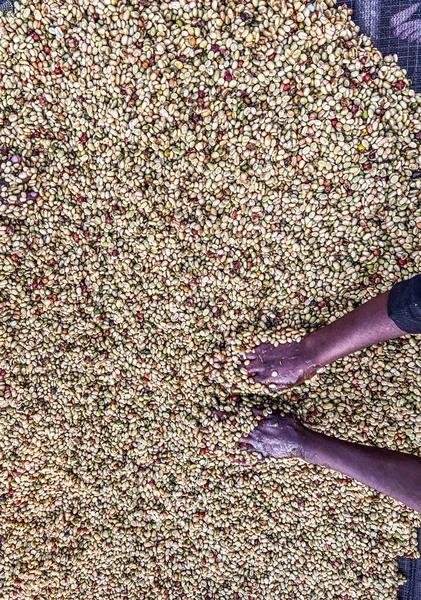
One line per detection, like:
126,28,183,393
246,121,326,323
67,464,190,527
245,291,407,390
240,412,421,513
241,290,421,511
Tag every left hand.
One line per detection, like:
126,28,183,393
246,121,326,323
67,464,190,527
244,341,319,391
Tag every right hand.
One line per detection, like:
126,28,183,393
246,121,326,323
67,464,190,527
239,412,306,459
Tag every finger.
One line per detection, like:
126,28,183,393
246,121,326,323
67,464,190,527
239,430,259,443
212,409,226,420
244,355,261,366
239,432,259,444
239,440,259,454
245,362,265,375
265,411,280,422
238,440,251,449
263,413,285,428
239,436,251,445
268,383,290,393
259,376,291,391
253,372,274,384
246,343,271,359
245,444,260,454
245,431,266,448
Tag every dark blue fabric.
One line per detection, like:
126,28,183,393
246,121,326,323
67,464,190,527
398,530,421,600
388,275,421,334
0,0,16,11
338,0,421,91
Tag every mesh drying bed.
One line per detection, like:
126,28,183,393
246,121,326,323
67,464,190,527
398,529,421,600
0,0,420,597
1,0,420,90
0,0,16,13
337,0,421,91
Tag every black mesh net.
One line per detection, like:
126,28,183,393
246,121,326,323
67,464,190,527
0,0,420,90
398,529,421,600
338,0,421,90
0,0,18,12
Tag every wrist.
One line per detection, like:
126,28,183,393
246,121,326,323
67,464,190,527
294,420,311,461
301,426,321,464
301,291,406,370
300,331,327,369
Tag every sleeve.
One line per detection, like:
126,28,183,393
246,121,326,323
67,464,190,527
387,274,421,334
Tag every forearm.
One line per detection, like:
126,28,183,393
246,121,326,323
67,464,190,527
303,428,421,512
302,291,407,368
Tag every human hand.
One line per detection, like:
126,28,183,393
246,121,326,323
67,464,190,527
239,412,306,459
244,341,319,391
